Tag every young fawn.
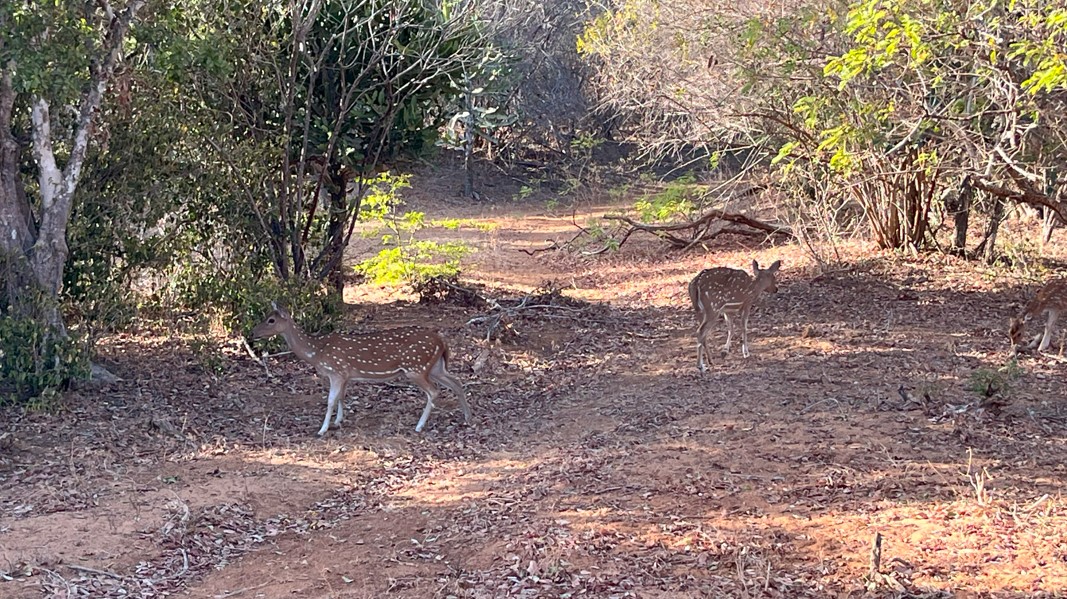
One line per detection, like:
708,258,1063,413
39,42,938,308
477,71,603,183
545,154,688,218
251,302,471,435
688,260,781,371
1010,278,1067,354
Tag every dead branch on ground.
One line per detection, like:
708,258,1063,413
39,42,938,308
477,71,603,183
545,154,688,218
601,208,793,251
466,284,588,341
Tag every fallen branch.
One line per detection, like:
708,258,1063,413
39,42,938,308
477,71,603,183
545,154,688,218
67,564,128,580
603,208,793,250
466,289,588,341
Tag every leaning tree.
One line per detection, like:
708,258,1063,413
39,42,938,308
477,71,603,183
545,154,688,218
0,0,147,330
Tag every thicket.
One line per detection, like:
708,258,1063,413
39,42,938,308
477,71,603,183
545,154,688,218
577,0,1067,263
2,0,1065,402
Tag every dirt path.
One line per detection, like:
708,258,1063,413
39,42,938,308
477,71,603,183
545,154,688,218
2,175,1067,598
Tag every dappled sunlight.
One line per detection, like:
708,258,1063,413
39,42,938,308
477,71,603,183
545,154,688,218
6,186,1067,597
391,457,535,506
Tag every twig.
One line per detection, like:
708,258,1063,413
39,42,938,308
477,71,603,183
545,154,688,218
868,532,882,578
242,337,272,376
214,581,273,599
68,564,128,580
466,291,588,340
602,208,793,249
39,567,75,597
800,397,839,414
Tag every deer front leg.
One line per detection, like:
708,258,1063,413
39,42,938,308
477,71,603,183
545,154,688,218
318,377,342,436
721,313,734,355
740,310,751,358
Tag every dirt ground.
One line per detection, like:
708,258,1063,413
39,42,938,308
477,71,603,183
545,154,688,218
2,163,1067,598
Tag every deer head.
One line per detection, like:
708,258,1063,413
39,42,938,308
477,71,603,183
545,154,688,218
251,301,293,340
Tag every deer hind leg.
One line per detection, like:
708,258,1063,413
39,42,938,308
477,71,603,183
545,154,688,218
409,372,441,433
430,357,471,424
695,311,716,372
721,311,735,355
318,376,344,436
1039,310,1059,352
332,380,348,428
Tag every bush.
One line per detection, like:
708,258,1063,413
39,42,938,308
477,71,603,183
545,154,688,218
355,173,472,293
0,317,89,406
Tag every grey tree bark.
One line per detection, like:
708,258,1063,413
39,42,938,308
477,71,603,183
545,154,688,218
0,0,146,330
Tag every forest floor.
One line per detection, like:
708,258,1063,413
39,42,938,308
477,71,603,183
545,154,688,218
2,162,1067,599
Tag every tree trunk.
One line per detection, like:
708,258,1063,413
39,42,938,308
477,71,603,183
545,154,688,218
462,75,475,199
947,175,973,255
981,195,1006,264
321,165,350,294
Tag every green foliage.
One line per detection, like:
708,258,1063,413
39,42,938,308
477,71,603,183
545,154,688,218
166,0,498,290
355,173,472,289
967,360,1024,399
171,259,341,338
189,335,227,378
633,175,703,223
1,2,99,103
514,185,536,201
0,317,88,407
432,218,498,232
580,218,621,252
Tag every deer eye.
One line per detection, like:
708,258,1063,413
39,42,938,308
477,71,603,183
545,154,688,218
268,317,275,324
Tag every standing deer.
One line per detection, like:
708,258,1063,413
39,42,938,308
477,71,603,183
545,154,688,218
1009,278,1067,354
688,260,781,371
251,302,471,435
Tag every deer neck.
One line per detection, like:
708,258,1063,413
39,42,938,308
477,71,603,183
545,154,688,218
279,327,323,362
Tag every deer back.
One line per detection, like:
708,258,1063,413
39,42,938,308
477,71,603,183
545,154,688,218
1027,279,1067,317
691,267,754,312
691,260,780,313
311,326,446,380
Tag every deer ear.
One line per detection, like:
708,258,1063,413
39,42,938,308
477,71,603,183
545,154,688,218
271,300,279,311
769,260,782,272
752,260,760,275
276,303,292,319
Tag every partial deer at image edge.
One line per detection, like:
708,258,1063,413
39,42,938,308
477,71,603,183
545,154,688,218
251,302,472,435
1010,278,1067,355
689,260,781,371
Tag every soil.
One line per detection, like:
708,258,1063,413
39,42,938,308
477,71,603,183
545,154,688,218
2,162,1066,599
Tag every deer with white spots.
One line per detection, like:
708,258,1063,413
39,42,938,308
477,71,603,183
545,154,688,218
688,260,781,371
251,302,471,435
1010,278,1067,354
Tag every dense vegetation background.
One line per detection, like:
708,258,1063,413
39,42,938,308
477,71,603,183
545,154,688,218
1,0,1065,400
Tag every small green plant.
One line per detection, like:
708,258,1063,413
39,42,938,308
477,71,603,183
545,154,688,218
966,359,1024,399
514,185,536,201
0,316,89,406
356,173,472,289
581,217,621,251
428,216,499,231
996,234,1048,277
190,335,227,378
570,132,603,153
608,183,632,200
633,174,705,223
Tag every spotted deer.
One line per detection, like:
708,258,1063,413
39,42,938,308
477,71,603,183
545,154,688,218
251,302,471,435
688,260,781,371
1009,278,1067,354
